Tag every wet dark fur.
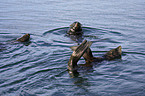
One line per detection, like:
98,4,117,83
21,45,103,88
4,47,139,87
67,22,83,35
17,34,30,42
68,40,122,72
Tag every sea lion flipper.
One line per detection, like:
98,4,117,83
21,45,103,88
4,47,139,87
103,46,122,60
70,44,94,63
82,47,94,63
72,40,92,58
68,40,92,71
70,46,77,51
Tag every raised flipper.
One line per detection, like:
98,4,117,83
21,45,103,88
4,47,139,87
103,46,122,60
17,34,30,42
68,40,92,71
70,46,94,63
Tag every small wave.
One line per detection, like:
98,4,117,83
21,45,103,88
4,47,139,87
124,51,145,56
43,27,68,36
0,78,27,88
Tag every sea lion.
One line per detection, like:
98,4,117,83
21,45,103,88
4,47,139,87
0,34,30,51
67,22,83,35
17,33,30,42
68,40,122,71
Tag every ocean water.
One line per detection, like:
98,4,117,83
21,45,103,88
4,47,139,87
0,0,145,96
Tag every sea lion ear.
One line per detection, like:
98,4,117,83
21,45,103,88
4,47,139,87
70,46,78,51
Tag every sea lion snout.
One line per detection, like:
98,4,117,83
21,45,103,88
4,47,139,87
72,22,79,31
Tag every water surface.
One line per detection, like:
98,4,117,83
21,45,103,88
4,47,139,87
0,0,145,96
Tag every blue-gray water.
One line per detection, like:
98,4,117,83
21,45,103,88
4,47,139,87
0,0,145,96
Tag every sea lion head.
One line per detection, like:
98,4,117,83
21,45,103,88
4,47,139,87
17,34,30,42
68,22,83,35
103,46,122,60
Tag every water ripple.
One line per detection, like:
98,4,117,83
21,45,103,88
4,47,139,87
0,2,145,95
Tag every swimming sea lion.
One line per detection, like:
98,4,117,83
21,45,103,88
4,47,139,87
67,22,83,35
17,33,30,42
0,34,30,51
68,40,122,71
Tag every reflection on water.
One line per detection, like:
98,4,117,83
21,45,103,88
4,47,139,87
0,0,145,96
